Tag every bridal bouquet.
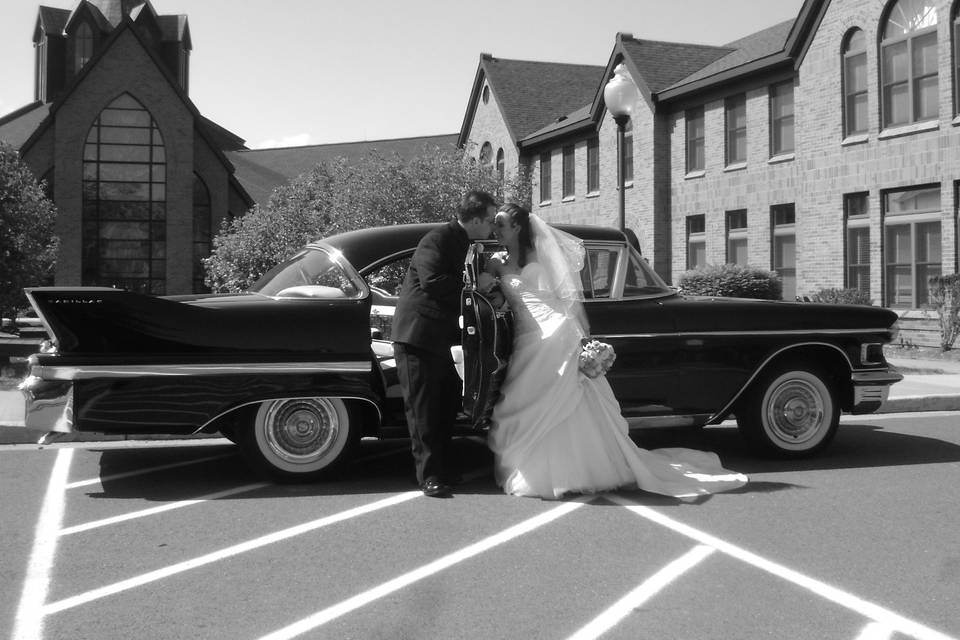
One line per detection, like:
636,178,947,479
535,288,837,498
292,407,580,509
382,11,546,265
578,339,616,378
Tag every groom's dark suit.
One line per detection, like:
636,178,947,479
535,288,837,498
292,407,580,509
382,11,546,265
392,220,470,486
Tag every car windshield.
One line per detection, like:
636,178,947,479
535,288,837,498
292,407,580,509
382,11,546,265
622,245,673,297
249,246,366,299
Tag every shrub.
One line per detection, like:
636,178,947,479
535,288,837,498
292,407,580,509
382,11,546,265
809,287,873,306
677,264,783,300
0,143,59,320
205,147,532,292
928,274,960,351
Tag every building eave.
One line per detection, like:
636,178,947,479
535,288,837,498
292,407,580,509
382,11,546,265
655,52,792,104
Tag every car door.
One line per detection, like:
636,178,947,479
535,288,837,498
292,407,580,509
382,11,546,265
581,244,683,416
459,242,511,429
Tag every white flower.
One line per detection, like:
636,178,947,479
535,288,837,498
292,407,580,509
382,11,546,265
578,340,616,378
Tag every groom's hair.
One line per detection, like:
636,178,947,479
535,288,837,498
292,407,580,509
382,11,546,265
458,190,497,222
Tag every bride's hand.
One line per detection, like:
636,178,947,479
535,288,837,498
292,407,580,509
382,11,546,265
478,272,497,293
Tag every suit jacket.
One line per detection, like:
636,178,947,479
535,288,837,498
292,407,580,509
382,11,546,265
392,220,469,356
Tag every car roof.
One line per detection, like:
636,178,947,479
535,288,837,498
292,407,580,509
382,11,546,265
319,222,631,272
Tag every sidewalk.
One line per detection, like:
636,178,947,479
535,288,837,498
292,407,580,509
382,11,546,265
1,357,956,445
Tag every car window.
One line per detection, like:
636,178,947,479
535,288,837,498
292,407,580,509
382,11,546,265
364,253,413,340
366,255,411,297
250,248,364,298
622,246,673,298
581,247,620,299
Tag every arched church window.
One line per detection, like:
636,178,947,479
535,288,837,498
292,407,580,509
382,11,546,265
843,29,868,136
479,142,493,166
193,174,211,293
75,22,94,73
496,148,505,182
82,93,166,294
880,0,938,127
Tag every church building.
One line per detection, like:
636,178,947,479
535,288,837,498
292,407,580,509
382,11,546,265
0,0,455,295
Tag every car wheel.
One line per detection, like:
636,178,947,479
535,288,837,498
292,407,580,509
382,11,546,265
239,397,356,481
737,364,839,458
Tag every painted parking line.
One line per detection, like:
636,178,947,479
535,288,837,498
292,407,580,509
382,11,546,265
608,495,958,640
857,622,895,640
41,489,424,616
566,545,715,640
12,448,73,640
258,497,589,640
59,482,271,536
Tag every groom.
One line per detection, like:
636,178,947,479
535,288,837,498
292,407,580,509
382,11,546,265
392,190,497,497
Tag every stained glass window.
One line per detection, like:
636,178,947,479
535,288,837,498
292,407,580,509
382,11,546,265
82,94,166,294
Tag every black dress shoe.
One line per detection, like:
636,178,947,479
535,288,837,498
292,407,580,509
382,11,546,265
420,478,452,497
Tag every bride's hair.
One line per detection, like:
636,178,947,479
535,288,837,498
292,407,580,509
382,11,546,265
500,203,533,266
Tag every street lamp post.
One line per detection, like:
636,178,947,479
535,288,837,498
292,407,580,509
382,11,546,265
603,63,636,232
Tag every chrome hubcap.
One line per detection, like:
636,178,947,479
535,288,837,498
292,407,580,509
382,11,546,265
263,398,339,463
766,379,824,443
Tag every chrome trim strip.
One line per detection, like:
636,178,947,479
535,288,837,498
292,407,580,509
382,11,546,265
625,414,711,429
851,370,904,384
192,395,382,435
31,361,372,381
594,327,893,338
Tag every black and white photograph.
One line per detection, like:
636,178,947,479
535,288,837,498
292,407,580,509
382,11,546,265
2,0,960,638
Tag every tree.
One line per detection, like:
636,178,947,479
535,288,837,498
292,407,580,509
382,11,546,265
205,146,531,292
0,142,59,321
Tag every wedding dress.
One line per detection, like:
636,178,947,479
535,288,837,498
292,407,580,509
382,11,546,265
487,223,748,500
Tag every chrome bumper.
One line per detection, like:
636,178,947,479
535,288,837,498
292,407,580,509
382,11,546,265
19,375,74,433
850,368,904,413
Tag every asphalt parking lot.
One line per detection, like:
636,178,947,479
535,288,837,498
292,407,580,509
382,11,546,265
4,413,960,640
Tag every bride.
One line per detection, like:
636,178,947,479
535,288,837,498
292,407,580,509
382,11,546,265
481,203,748,500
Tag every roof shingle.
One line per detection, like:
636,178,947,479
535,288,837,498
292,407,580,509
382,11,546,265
482,57,605,141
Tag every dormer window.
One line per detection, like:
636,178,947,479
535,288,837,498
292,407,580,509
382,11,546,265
75,22,94,73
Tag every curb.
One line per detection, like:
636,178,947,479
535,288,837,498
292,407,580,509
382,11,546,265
877,396,960,414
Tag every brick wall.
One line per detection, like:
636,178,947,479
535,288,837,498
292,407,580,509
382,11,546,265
466,78,518,199
669,0,960,305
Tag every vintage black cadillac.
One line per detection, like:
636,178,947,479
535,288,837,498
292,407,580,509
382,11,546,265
20,223,902,480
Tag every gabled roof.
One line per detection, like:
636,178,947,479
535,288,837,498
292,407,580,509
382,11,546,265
18,15,253,207
84,0,157,27
664,19,795,91
458,54,604,148
0,103,52,148
621,38,733,97
65,1,115,34
157,14,190,47
514,0,829,149
35,6,70,40
226,134,458,209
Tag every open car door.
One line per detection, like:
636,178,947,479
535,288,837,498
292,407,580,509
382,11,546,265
459,242,512,430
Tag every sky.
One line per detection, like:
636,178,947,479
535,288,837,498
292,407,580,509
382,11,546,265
1,0,805,149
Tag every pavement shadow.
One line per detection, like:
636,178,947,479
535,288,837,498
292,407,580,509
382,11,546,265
630,422,960,474
88,437,501,501
87,419,960,501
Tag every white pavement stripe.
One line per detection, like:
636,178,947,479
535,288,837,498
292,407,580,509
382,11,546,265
58,482,270,536
258,498,589,640
858,622,895,640
609,496,958,640
12,448,73,640
566,545,715,640
65,454,231,489
41,490,423,615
